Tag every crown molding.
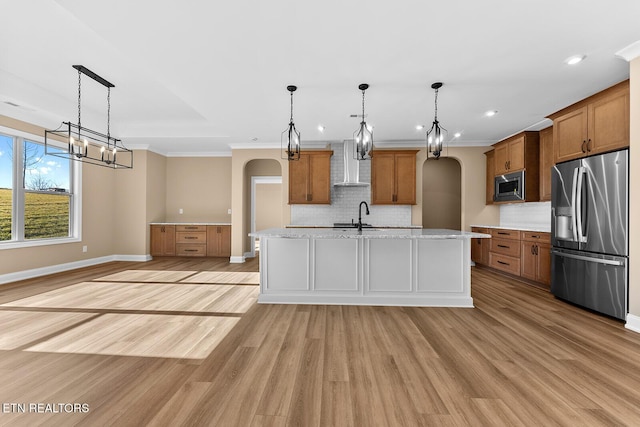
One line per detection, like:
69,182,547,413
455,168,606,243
615,40,640,62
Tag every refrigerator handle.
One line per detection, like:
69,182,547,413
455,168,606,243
570,167,579,242
576,166,587,243
552,249,625,266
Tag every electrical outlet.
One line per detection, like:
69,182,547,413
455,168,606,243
179,208,183,214
82,245,88,253
227,208,232,214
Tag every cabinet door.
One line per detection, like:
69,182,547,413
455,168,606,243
308,152,331,204
371,152,396,204
508,136,525,171
207,225,231,257
520,242,537,280
485,150,494,204
288,154,310,204
494,143,509,175
481,238,490,265
394,153,416,204
539,127,553,201
588,89,629,155
537,243,551,286
554,106,588,163
151,225,175,256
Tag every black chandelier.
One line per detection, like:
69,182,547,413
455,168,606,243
353,83,373,160
426,82,448,159
45,65,133,169
281,85,301,161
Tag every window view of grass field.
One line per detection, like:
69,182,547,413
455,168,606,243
1,134,71,241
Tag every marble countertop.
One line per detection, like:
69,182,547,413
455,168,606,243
150,222,231,226
252,228,491,239
285,224,423,229
470,224,551,233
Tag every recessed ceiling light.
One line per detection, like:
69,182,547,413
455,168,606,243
485,110,498,117
317,125,325,132
416,125,424,131
454,132,461,138
565,54,586,65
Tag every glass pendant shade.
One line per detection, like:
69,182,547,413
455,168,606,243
353,83,373,160
282,85,301,160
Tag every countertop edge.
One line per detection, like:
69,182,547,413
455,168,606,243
150,222,232,226
470,224,551,233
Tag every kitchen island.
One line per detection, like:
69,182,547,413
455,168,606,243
250,228,490,307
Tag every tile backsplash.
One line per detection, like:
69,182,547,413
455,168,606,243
290,142,412,226
500,201,551,231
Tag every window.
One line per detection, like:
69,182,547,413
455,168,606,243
0,131,79,247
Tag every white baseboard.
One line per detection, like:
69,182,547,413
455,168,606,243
625,313,640,334
0,254,152,285
230,255,246,264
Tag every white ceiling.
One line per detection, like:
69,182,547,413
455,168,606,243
1,0,639,156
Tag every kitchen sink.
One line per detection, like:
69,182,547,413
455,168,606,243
333,222,372,228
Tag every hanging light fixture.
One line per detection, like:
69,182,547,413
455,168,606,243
353,83,373,160
45,65,133,169
281,85,301,161
426,82,448,159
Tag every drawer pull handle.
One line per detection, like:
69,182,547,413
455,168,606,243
184,249,198,252
497,244,509,249
497,232,510,235
185,236,197,239
497,260,510,266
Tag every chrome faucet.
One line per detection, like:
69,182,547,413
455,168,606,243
357,201,370,231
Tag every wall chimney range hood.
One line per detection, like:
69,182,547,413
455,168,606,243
334,140,370,187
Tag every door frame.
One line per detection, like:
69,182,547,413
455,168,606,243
249,176,282,258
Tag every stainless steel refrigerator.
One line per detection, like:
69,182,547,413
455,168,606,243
551,149,628,320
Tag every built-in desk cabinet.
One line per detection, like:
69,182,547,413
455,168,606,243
150,225,175,256
371,150,418,205
151,224,231,257
550,80,629,164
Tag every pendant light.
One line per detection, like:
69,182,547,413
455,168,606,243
426,82,448,159
281,85,301,161
353,83,373,160
44,65,133,169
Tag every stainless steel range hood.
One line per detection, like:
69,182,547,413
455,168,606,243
334,140,369,187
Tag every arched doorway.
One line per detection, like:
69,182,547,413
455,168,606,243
422,157,462,230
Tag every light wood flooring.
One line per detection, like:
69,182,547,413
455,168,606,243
1,257,640,426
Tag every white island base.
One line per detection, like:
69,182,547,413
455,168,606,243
252,228,490,307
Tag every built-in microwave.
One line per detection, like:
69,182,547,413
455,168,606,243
494,170,525,202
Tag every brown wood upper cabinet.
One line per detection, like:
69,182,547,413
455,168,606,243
371,150,418,205
550,80,629,164
493,132,539,175
288,150,333,204
491,131,540,203
539,126,553,202
485,150,494,205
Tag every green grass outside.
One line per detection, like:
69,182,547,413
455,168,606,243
0,188,70,241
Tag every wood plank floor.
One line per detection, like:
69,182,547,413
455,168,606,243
1,258,640,426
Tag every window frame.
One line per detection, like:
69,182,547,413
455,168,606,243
0,126,82,249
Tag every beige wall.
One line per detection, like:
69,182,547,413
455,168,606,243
422,157,462,230
165,157,232,223
629,57,640,317
256,183,283,231
413,146,500,230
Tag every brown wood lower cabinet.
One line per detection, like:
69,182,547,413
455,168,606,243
520,231,551,286
151,224,231,257
472,227,551,287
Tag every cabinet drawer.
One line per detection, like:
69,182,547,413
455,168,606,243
490,228,520,240
490,238,521,257
521,231,551,244
176,243,207,256
471,227,489,234
176,231,207,243
489,253,521,276
176,225,207,232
